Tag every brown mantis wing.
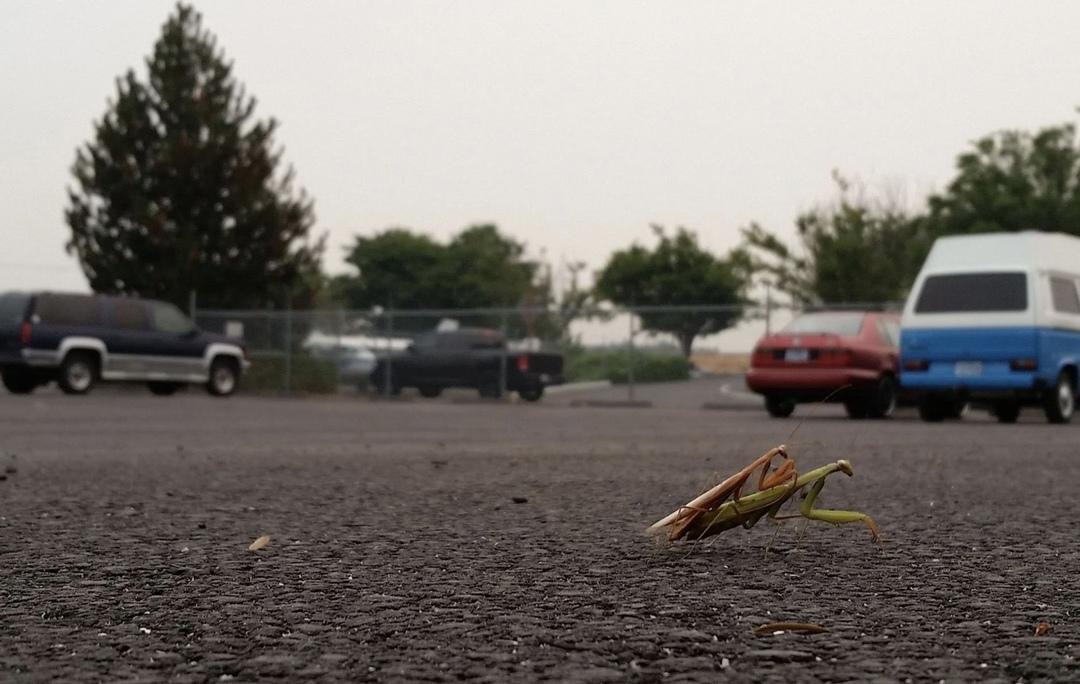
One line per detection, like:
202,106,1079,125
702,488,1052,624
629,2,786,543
647,445,790,541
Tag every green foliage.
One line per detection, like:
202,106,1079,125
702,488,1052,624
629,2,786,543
594,226,746,356
928,124,1080,236
66,3,323,309
741,175,929,305
334,224,543,331
564,347,691,384
242,355,338,394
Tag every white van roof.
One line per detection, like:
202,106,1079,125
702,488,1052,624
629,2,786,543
920,230,1080,275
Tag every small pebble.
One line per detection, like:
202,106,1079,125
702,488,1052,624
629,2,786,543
512,496,528,504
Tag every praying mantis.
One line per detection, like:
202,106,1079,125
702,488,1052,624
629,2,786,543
645,445,880,545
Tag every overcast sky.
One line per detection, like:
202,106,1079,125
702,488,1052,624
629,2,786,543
3,0,1080,300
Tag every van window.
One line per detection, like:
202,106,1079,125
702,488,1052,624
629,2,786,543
0,293,29,324
914,272,1027,313
1050,276,1080,314
34,294,102,326
783,312,865,337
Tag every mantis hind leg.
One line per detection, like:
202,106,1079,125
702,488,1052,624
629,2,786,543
796,478,882,544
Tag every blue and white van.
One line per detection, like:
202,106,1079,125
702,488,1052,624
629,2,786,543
900,231,1080,424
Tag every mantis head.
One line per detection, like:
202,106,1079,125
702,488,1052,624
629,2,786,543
837,459,854,476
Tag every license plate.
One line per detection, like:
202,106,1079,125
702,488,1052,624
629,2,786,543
955,361,983,377
785,348,810,363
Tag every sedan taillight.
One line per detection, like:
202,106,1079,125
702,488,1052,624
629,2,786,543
19,322,31,345
517,355,529,372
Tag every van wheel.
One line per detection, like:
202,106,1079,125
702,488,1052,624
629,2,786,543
1043,371,1075,424
992,400,1020,424
206,358,239,397
58,352,98,395
917,397,947,422
1,369,37,395
765,396,795,418
866,376,897,419
148,382,183,396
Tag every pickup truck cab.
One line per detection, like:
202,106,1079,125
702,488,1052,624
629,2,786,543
0,291,247,396
369,328,563,401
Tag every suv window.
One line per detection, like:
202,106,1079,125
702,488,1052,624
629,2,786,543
150,301,195,334
0,292,29,324
1050,276,1080,314
35,294,102,327
915,272,1027,313
111,298,149,330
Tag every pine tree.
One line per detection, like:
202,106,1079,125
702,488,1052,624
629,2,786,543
66,3,322,309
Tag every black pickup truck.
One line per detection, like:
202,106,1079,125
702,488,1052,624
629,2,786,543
370,328,563,401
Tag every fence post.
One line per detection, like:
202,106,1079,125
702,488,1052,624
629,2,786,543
499,309,508,399
627,309,636,403
384,310,394,395
188,290,197,320
283,299,293,395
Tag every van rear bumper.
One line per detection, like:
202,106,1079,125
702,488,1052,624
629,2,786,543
900,365,1040,391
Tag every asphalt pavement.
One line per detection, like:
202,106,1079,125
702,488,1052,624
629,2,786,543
0,388,1076,682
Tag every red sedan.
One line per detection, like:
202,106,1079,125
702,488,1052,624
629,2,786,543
746,311,900,419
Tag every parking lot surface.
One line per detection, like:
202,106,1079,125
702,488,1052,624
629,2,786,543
1,391,1076,682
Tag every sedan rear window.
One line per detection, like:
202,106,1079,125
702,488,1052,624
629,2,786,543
915,272,1027,313
783,312,865,337
0,292,29,324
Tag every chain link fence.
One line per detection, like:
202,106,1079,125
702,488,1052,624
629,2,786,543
193,301,901,399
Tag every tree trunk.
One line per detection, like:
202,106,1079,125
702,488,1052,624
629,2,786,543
677,331,695,358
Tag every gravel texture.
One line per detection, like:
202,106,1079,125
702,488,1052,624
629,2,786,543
0,391,1077,682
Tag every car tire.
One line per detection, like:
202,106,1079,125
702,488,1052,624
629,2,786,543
993,400,1020,424
206,357,239,397
844,400,868,419
418,385,443,398
148,381,183,396
764,395,795,418
58,352,98,395
1043,371,1076,424
518,385,544,402
865,376,897,419
1,369,37,395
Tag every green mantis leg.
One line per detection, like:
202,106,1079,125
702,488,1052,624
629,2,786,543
795,478,881,543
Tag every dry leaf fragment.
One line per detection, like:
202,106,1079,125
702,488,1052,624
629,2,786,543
248,535,271,551
1034,622,1050,637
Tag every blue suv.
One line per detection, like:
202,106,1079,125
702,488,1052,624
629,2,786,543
0,291,247,396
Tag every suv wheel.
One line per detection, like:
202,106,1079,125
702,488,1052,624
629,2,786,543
1043,371,1076,424
206,358,239,397
58,352,98,395
1,369,37,395
764,395,795,418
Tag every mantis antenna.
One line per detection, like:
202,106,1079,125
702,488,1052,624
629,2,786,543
785,383,854,444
